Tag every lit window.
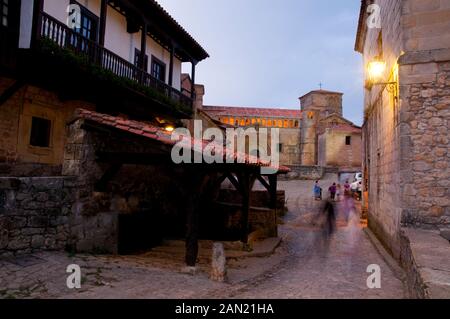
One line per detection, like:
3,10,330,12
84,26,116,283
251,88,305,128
222,118,229,124
30,117,51,148
246,118,251,126
278,120,283,127
267,119,273,127
240,118,245,126
262,119,267,126
295,121,299,128
1,0,8,27
251,118,256,125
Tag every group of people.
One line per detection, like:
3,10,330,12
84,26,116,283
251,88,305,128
313,180,357,202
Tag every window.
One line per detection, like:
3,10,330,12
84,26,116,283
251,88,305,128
277,143,283,153
30,117,51,148
134,49,149,71
346,136,352,146
1,0,8,27
151,56,166,82
74,1,98,42
69,1,99,50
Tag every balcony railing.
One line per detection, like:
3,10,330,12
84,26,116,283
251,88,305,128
37,12,193,110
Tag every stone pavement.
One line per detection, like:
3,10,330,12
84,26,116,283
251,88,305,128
0,177,407,299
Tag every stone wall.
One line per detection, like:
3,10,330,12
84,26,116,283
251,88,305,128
212,202,278,240
398,51,450,229
282,165,333,181
0,176,75,257
0,77,95,168
358,0,450,259
318,130,362,169
0,77,22,164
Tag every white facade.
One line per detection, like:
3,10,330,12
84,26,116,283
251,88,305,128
42,0,182,90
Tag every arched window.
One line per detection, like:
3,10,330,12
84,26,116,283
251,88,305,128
278,120,283,127
295,121,299,128
267,119,273,127
308,112,314,120
222,118,229,124
262,119,267,126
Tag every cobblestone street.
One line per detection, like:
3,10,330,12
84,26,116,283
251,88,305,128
0,177,407,299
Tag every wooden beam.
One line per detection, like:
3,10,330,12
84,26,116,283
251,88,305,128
268,175,278,209
99,0,108,46
140,23,148,71
226,173,242,193
237,172,252,244
256,175,271,192
32,0,44,47
191,61,197,99
168,43,175,86
184,171,209,267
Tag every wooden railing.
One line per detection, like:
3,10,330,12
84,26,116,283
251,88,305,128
37,12,193,110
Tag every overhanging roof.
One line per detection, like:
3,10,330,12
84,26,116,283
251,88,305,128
72,109,290,174
111,0,209,62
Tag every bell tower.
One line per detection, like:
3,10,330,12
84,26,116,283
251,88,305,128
299,90,343,165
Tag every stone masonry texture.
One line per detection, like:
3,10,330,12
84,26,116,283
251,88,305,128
0,176,76,257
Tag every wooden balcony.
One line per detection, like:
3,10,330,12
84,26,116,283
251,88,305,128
36,12,193,110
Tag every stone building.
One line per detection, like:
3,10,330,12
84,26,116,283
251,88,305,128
355,0,450,297
299,90,363,172
202,106,302,166
202,90,362,171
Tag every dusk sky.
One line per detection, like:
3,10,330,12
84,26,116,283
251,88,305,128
157,0,364,125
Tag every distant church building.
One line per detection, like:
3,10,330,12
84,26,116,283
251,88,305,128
299,90,362,171
201,87,362,171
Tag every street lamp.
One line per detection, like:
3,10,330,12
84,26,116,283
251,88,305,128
366,57,398,99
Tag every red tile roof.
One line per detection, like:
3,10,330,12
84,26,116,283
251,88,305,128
203,106,302,119
73,109,290,174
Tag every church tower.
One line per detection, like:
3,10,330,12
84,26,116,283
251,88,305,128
299,90,343,165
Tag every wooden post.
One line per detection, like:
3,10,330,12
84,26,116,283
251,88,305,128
185,198,199,267
99,0,108,47
31,0,44,47
185,171,209,267
268,174,278,209
168,43,175,87
238,172,251,244
191,60,197,100
140,23,147,78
